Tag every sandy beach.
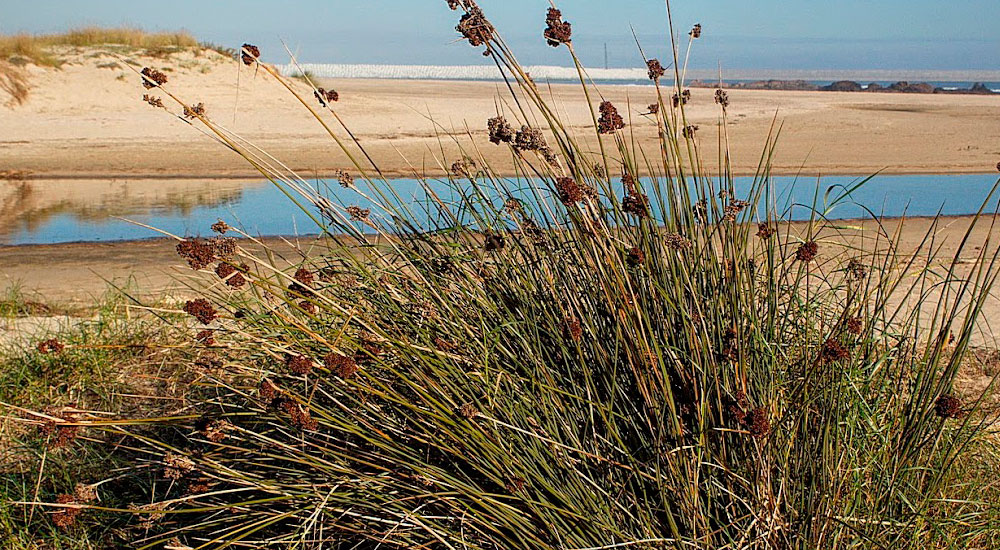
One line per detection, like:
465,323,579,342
2,49,999,179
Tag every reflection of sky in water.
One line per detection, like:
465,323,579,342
3,174,999,245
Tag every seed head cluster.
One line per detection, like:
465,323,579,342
487,116,515,144
672,90,691,107
690,24,702,39
240,43,260,66
287,354,314,375
646,59,665,80
664,233,693,251
935,394,963,419
796,241,819,263
182,103,206,119
626,247,645,267
597,101,625,134
325,352,360,379
543,8,572,47
184,299,217,324
314,88,339,107
555,177,584,205
142,94,164,108
622,192,650,218
456,6,495,55
715,89,730,108
347,205,371,222
820,338,850,364
513,125,547,151
37,338,65,354
140,67,168,89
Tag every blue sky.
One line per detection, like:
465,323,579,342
1,0,997,70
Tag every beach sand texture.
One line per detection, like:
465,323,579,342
1,48,999,179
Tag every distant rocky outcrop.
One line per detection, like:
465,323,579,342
822,80,863,92
690,79,996,96
934,82,997,95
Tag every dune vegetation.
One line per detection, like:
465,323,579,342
2,1,999,549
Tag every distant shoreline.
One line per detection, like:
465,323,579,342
278,63,1000,85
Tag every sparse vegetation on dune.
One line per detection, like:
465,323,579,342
0,27,204,67
3,1,1000,549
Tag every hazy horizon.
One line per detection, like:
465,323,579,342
2,0,997,72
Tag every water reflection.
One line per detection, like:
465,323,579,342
1,174,998,246
0,178,263,245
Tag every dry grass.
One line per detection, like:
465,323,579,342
0,60,29,106
0,27,200,67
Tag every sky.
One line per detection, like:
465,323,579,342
1,0,997,70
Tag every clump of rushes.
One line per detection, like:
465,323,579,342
543,8,572,47
62,3,1000,549
140,67,167,89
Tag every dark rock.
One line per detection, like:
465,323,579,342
822,80,863,92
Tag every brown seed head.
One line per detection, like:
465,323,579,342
935,394,963,419
335,170,355,187
626,247,645,267
347,205,371,222
211,220,229,234
325,352,359,379
259,378,280,402
555,177,584,205
646,59,665,80
182,102,206,119
456,6,495,54
756,223,775,240
796,240,819,263
183,299,217,325
622,193,650,218
564,316,583,342
176,239,216,270
281,401,319,430
597,101,625,134
664,233,693,251
484,233,505,252
37,338,65,354
672,89,691,107
458,402,480,419
195,330,215,346
820,338,850,364
715,89,730,108
142,94,164,108
682,124,699,138
294,267,315,287
647,102,659,115
286,354,314,375
746,407,769,437
846,317,863,335
690,24,702,38
164,452,197,480
543,7,572,47
314,87,339,107
240,44,260,66
51,494,82,530
513,125,547,151
487,116,515,144
140,67,167,89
